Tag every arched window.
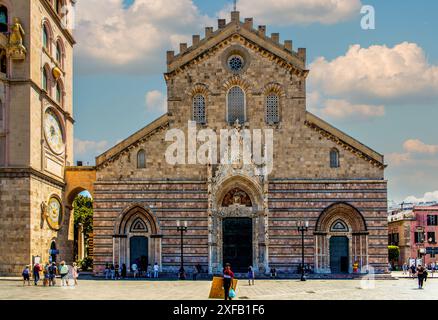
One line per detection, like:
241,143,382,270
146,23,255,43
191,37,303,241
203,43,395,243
266,93,279,124
330,149,340,168
227,86,245,124
0,49,6,74
0,5,8,33
42,68,48,92
55,0,64,17
137,149,146,169
193,94,206,124
43,24,49,50
56,41,62,65
56,81,62,105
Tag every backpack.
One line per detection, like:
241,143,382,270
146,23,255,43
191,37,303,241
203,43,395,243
22,268,29,276
60,265,68,275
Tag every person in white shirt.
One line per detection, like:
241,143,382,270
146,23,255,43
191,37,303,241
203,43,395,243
153,262,159,278
131,263,138,278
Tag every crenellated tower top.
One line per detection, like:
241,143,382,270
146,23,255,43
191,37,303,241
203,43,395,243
165,10,308,79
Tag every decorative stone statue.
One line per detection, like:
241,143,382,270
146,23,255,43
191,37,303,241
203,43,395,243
7,17,27,60
41,201,48,219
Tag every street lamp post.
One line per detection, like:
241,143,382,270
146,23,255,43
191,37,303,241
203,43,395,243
177,220,188,280
297,220,309,281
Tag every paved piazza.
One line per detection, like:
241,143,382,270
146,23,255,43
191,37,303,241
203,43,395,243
0,274,437,300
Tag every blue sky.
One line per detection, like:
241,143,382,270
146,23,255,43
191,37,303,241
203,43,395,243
73,0,438,204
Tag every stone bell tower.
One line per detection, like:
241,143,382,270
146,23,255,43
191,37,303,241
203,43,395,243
0,0,76,275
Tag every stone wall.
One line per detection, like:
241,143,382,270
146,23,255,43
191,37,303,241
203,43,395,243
268,180,388,273
92,177,388,275
0,176,31,275
92,180,208,274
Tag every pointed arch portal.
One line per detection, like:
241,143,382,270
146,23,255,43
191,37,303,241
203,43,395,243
314,203,369,274
113,204,162,270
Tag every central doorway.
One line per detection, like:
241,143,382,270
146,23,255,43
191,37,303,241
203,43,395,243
223,218,252,272
130,236,148,270
330,236,349,273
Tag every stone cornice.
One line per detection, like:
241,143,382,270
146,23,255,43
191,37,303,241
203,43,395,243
305,112,385,169
7,78,74,123
270,179,387,184
0,167,65,188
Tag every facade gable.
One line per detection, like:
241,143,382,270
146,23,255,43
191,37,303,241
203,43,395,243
165,12,308,81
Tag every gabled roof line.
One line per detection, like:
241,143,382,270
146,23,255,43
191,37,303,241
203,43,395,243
305,112,385,168
95,114,169,168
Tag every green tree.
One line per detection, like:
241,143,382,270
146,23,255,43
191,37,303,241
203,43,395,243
73,194,93,265
388,245,400,270
73,194,93,235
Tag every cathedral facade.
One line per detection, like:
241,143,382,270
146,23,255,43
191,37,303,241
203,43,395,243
0,0,76,275
88,11,388,275
0,5,388,277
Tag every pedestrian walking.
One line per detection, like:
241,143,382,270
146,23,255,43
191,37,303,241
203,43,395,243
48,262,57,286
153,262,159,278
353,261,359,273
402,263,408,275
59,261,69,287
43,263,50,286
121,263,127,279
192,265,198,280
110,264,115,280
114,264,120,280
22,265,30,286
223,263,235,301
247,265,255,286
33,262,42,286
417,264,426,289
104,263,110,279
410,264,417,279
131,262,138,278
72,262,79,285
270,267,277,279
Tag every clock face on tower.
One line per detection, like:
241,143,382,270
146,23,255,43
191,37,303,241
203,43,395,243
44,109,65,154
47,196,62,230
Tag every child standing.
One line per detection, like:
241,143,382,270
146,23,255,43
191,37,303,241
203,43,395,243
22,265,30,286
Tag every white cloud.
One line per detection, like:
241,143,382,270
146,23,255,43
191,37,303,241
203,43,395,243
385,139,438,167
386,152,412,166
404,191,438,204
403,139,438,155
75,0,213,74
319,99,384,120
145,90,167,113
307,91,384,121
309,42,438,104
219,0,362,25
74,138,110,158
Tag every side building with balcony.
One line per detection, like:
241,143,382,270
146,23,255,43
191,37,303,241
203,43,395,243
388,204,438,267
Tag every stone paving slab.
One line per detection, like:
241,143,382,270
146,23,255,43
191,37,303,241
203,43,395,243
0,277,437,300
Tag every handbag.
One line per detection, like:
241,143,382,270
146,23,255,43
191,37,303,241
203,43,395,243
229,288,236,299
